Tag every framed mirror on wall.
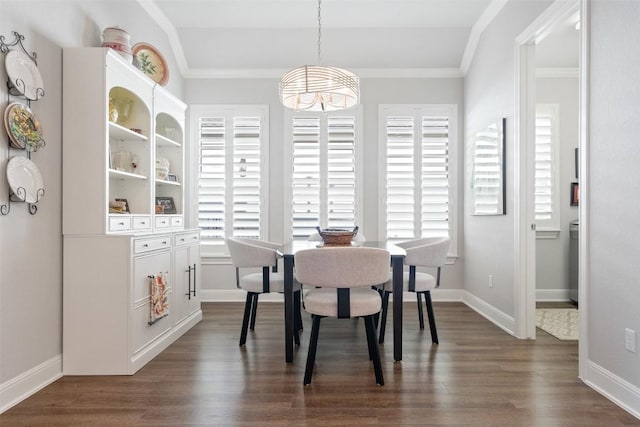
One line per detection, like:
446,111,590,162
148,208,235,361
471,118,506,215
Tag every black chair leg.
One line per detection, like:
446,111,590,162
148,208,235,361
424,291,439,344
239,293,254,346
249,293,259,330
364,315,384,386
304,315,322,385
378,291,390,344
364,317,374,360
294,290,303,331
417,292,425,330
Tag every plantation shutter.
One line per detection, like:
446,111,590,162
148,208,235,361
534,104,560,230
198,117,226,244
385,116,415,240
421,116,449,237
327,116,356,228
291,117,321,238
232,117,262,238
196,106,268,250
472,122,502,215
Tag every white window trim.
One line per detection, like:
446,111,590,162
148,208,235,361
189,104,270,257
535,103,560,234
377,104,458,257
283,107,364,241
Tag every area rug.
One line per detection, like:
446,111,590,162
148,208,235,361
536,308,579,340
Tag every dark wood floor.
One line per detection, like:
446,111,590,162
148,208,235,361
3,302,638,426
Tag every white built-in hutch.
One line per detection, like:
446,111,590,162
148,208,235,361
62,48,201,374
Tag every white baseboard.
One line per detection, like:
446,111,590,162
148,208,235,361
536,288,571,301
201,288,465,303
583,360,640,420
462,291,516,336
0,355,62,414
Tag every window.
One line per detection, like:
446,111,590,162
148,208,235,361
192,105,269,253
378,104,457,255
284,108,363,240
535,104,560,231
471,118,505,215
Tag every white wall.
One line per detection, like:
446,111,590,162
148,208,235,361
463,0,553,320
535,77,579,297
184,77,466,295
0,0,182,410
588,0,640,401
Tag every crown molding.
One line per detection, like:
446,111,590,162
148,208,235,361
536,67,579,78
136,0,189,76
460,0,509,75
184,67,464,79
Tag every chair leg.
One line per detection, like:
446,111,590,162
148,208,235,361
294,290,303,331
416,292,425,330
364,317,374,360
249,292,259,331
378,291,390,344
239,293,254,346
304,315,322,385
364,315,384,386
424,291,439,344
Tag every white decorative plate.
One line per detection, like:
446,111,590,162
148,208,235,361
6,156,44,203
5,50,44,100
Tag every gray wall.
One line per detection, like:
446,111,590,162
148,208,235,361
0,0,182,387
463,0,553,317
535,77,579,297
185,77,466,294
589,0,640,389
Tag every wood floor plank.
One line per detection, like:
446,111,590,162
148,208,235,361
2,302,638,426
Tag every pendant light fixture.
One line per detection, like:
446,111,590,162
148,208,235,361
279,0,360,112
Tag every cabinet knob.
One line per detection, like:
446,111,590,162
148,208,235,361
118,222,125,226
143,244,149,247
162,241,167,245
180,238,185,242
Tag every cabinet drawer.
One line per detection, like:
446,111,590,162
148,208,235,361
171,216,183,227
134,236,171,254
155,216,171,229
132,216,151,230
175,231,200,246
109,215,131,232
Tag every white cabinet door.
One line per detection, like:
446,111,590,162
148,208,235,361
173,239,201,326
133,250,172,354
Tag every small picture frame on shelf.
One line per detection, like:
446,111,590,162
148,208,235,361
155,196,176,214
570,182,579,206
115,198,130,213
167,174,178,182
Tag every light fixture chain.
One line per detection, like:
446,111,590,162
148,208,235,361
317,0,322,64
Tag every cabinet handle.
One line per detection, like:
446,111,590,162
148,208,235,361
162,241,167,245
180,238,185,242
185,265,192,300
140,221,146,225
118,222,125,226
192,263,197,297
143,243,149,247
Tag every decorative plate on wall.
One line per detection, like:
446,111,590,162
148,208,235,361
131,42,169,86
4,50,44,100
6,156,44,203
3,102,44,151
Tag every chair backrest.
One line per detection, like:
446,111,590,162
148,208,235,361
226,237,279,268
398,236,450,268
294,247,390,288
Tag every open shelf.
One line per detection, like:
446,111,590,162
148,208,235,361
109,169,148,180
109,122,148,142
155,133,181,148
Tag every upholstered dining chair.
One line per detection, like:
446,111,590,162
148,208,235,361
226,237,303,347
294,246,390,386
378,236,450,345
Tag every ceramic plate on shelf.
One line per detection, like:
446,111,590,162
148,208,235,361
4,50,44,100
132,42,169,86
6,156,44,203
3,102,44,151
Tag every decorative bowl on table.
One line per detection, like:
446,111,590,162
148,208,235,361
317,226,359,246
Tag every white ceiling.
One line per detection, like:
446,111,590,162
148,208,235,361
140,0,578,78
143,0,497,77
